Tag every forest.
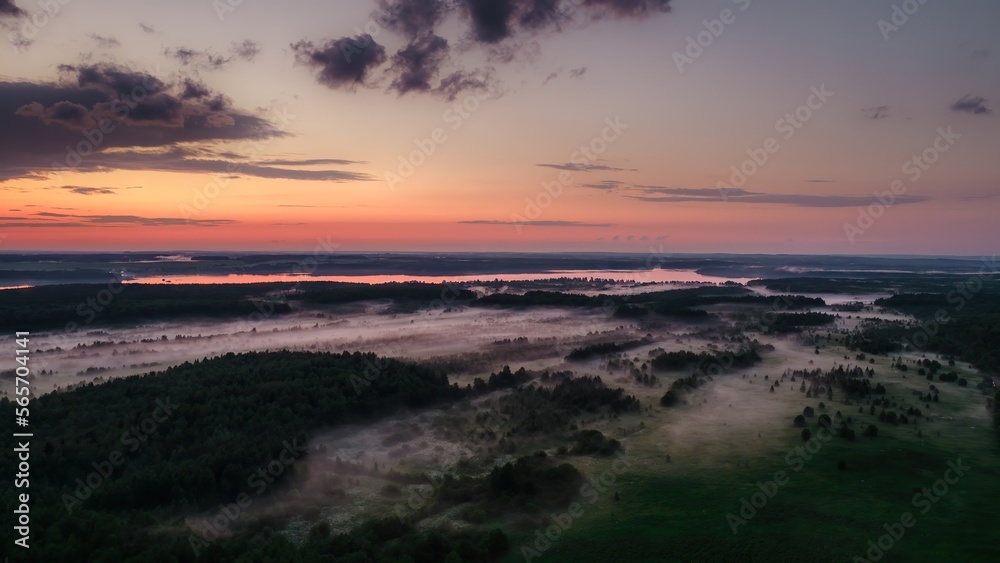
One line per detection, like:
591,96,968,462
0,351,513,562
0,282,475,332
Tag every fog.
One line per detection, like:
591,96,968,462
7,285,990,549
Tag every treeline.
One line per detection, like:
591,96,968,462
0,281,478,332
565,338,650,361
650,347,763,373
298,282,476,305
875,292,1000,372
0,283,294,331
473,286,823,318
768,312,836,333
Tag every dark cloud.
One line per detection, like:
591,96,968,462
375,0,448,39
139,22,155,33
89,34,120,49
863,105,888,119
537,162,637,172
180,78,212,100
15,100,94,129
459,219,613,227
0,65,312,182
541,70,560,85
458,0,670,43
583,0,673,18
950,95,992,115
462,0,517,43
0,0,24,17
389,34,450,95
290,0,672,99
292,35,387,90
969,49,989,61
569,66,586,77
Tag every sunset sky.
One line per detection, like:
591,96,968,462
0,0,997,254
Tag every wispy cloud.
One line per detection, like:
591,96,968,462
165,40,260,70
88,33,120,48
623,185,930,207
580,180,622,191
863,105,889,119
459,219,613,227
950,95,992,115
0,211,235,228
537,162,637,172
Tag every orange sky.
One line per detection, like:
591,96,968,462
1,0,998,254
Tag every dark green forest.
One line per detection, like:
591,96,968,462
0,351,512,562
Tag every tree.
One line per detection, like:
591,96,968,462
660,389,679,407
864,424,878,437
818,414,833,430
793,415,806,427
803,406,815,418
801,428,812,441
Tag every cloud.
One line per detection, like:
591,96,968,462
950,95,992,115
459,219,613,227
0,211,235,229
256,158,365,166
863,105,889,119
580,180,621,191
139,22,155,33
297,0,672,99
435,69,495,100
389,34,450,95
541,70,560,85
292,35,388,91
375,0,449,39
89,34,120,49
457,0,671,44
165,41,259,71
0,64,351,182
537,162,637,172
805,179,837,183
59,185,116,195
231,40,261,62
623,185,930,207
48,185,141,195
48,146,374,182
0,0,24,17
569,66,586,77
166,47,232,70
969,49,989,61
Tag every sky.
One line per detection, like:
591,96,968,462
0,0,997,255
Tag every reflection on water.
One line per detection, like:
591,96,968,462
120,269,753,285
